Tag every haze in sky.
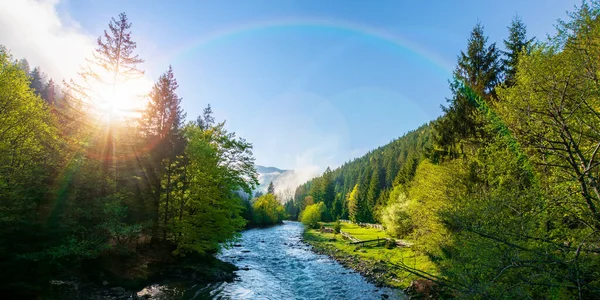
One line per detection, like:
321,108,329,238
0,0,579,176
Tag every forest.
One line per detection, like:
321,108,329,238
3,1,600,299
289,3,600,298
0,13,274,297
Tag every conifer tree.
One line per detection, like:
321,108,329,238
44,78,56,105
503,15,533,86
434,23,501,156
268,181,275,194
63,12,144,194
139,66,185,239
197,104,215,130
455,23,501,98
29,66,45,97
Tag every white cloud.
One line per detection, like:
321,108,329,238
0,0,94,80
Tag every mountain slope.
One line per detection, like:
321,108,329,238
290,123,433,221
255,165,291,193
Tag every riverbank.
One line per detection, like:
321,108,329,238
302,222,437,290
43,245,238,299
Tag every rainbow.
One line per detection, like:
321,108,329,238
169,16,453,76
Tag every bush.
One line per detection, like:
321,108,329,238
384,239,396,249
333,220,341,234
300,203,325,229
252,194,286,226
381,192,413,237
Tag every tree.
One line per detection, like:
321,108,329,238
381,190,412,237
366,168,381,208
0,47,62,294
17,58,30,74
455,23,501,98
139,66,186,239
28,66,45,97
347,184,359,223
267,181,275,195
302,195,314,211
502,15,534,86
65,12,144,194
300,203,325,229
43,78,56,105
170,121,258,254
322,167,335,219
252,193,285,226
434,23,501,157
197,104,215,130
498,30,600,230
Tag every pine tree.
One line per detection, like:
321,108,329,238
197,104,215,130
17,58,30,74
29,67,45,97
366,169,381,208
139,66,185,239
455,23,501,98
267,181,275,194
434,23,501,156
93,13,144,84
141,66,185,148
43,79,56,105
503,15,534,86
69,13,144,187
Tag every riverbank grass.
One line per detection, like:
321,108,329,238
304,222,437,289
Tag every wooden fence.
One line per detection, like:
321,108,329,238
338,220,412,248
339,219,385,231
340,230,360,243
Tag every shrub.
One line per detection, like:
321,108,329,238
252,194,286,226
381,192,413,237
300,203,325,229
333,220,341,234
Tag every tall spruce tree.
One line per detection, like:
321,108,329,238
455,23,501,99
503,15,533,86
139,66,185,239
64,12,144,194
43,78,56,105
29,67,45,97
267,181,275,195
434,23,501,156
197,104,215,130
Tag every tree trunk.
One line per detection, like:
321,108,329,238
163,160,172,241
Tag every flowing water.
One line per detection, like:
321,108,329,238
139,221,404,299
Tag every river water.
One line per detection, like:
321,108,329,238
141,221,404,299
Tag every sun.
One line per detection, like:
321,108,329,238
91,76,152,120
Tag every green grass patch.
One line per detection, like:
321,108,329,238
306,223,438,289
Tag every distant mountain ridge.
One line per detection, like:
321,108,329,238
255,165,291,193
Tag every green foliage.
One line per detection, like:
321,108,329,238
300,203,325,229
267,181,275,194
296,4,600,298
169,122,257,255
101,197,142,253
381,188,412,238
502,15,534,86
252,193,286,226
0,13,260,294
347,184,360,223
290,125,431,223
333,220,341,234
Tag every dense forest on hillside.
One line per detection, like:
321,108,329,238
0,13,262,297
289,3,600,298
288,123,432,222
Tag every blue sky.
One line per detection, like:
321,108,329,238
3,0,581,173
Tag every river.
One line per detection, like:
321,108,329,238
140,221,404,299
